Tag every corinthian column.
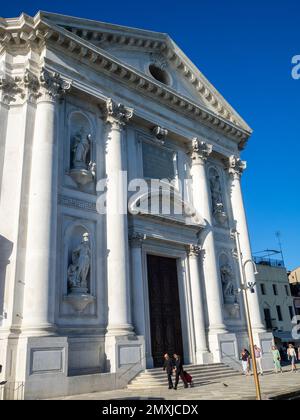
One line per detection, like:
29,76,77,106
22,69,71,335
188,138,227,334
188,245,211,364
227,156,265,332
105,99,134,336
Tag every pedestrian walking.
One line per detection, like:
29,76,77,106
272,345,283,374
287,344,297,373
254,345,264,375
163,353,174,389
241,349,251,376
173,353,188,390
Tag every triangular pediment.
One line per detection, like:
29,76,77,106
38,12,250,132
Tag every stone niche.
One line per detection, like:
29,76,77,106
67,111,96,190
208,166,227,227
62,223,96,315
219,253,241,320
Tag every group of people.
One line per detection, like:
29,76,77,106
241,343,299,376
163,353,192,390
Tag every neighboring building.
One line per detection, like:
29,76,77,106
288,266,300,319
255,257,298,348
0,12,272,399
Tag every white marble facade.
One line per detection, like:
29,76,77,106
0,12,273,399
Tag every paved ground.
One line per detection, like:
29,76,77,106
55,366,300,400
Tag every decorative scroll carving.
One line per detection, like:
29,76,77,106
105,98,133,127
152,126,168,145
188,137,212,162
39,68,72,101
227,155,246,177
188,244,202,257
150,53,168,70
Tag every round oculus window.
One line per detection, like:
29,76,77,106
148,64,170,85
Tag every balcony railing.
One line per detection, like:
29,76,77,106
253,256,285,268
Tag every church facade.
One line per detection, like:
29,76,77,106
0,12,273,399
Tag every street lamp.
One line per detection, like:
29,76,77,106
231,228,262,401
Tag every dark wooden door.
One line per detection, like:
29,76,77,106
147,254,184,367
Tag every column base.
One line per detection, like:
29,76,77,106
106,324,135,337
0,335,68,400
19,324,57,337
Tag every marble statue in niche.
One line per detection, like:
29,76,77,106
220,263,236,304
69,127,96,186
67,232,91,293
71,130,91,170
209,168,227,225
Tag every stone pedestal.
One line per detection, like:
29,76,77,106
209,332,239,368
253,331,274,371
105,335,145,386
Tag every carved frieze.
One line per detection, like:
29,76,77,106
58,195,97,213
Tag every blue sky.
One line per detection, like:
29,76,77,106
2,1,299,269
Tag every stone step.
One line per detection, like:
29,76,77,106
128,363,239,390
144,363,223,374
135,368,236,382
136,366,235,379
131,369,239,383
128,372,240,389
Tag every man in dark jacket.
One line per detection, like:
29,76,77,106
173,353,188,390
163,353,174,389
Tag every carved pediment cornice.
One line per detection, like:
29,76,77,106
0,12,251,148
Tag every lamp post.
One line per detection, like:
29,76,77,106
231,228,262,401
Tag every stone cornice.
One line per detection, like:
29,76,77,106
0,13,251,147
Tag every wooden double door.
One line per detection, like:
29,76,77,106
147,254,184,367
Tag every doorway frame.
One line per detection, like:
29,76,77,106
141,241,195,368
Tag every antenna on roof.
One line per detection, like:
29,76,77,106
275,231,285,267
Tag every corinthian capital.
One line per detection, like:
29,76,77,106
105,98,133,127
0,75,22,105
129,232,146,248
39,68,72,101
188,137,212,162
188,244,202,257
227,155,246,177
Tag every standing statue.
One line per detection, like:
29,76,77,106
67,232,91,292
210,173,224,212
71,131,91,169
220,264,235,304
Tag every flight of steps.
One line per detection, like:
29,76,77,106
127,363,240,390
